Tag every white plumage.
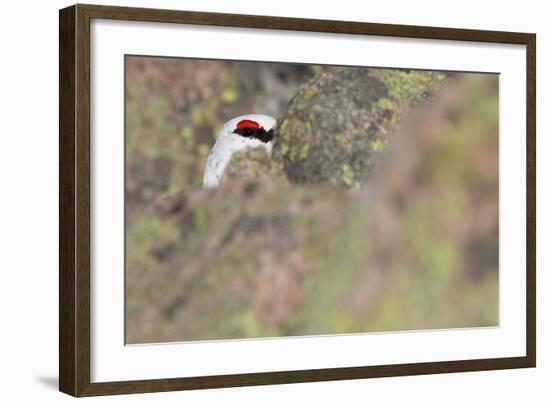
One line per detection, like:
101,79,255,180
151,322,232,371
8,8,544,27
202,114,276,188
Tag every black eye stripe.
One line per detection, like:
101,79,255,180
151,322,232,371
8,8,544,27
233,127,273,143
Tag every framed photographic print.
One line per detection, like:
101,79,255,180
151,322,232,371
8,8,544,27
59,3,536,397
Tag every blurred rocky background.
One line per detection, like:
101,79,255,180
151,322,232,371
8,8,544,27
125,56,498,343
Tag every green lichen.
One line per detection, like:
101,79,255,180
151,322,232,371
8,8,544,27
370,138,386,152
335,134,352,146
179,126,194,142
376,69,447,103
340,164,354,187
377,97,394,110
299,142,310,160
303,86,319,100
221,87,238,103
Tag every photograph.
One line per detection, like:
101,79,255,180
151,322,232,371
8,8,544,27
124,56,499,344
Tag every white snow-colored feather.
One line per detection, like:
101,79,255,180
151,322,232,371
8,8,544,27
202,114,276,188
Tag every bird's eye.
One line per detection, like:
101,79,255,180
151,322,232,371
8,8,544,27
236,119,260,129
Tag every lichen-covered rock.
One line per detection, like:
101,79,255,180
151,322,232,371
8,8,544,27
272,68,446,187
223,147,278,184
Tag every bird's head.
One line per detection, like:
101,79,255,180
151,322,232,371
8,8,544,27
221,114,276,146
202,114,276,188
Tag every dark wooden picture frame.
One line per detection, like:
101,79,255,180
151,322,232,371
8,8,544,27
59,3,536,397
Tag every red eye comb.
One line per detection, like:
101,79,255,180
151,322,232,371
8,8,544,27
236,119,260,129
